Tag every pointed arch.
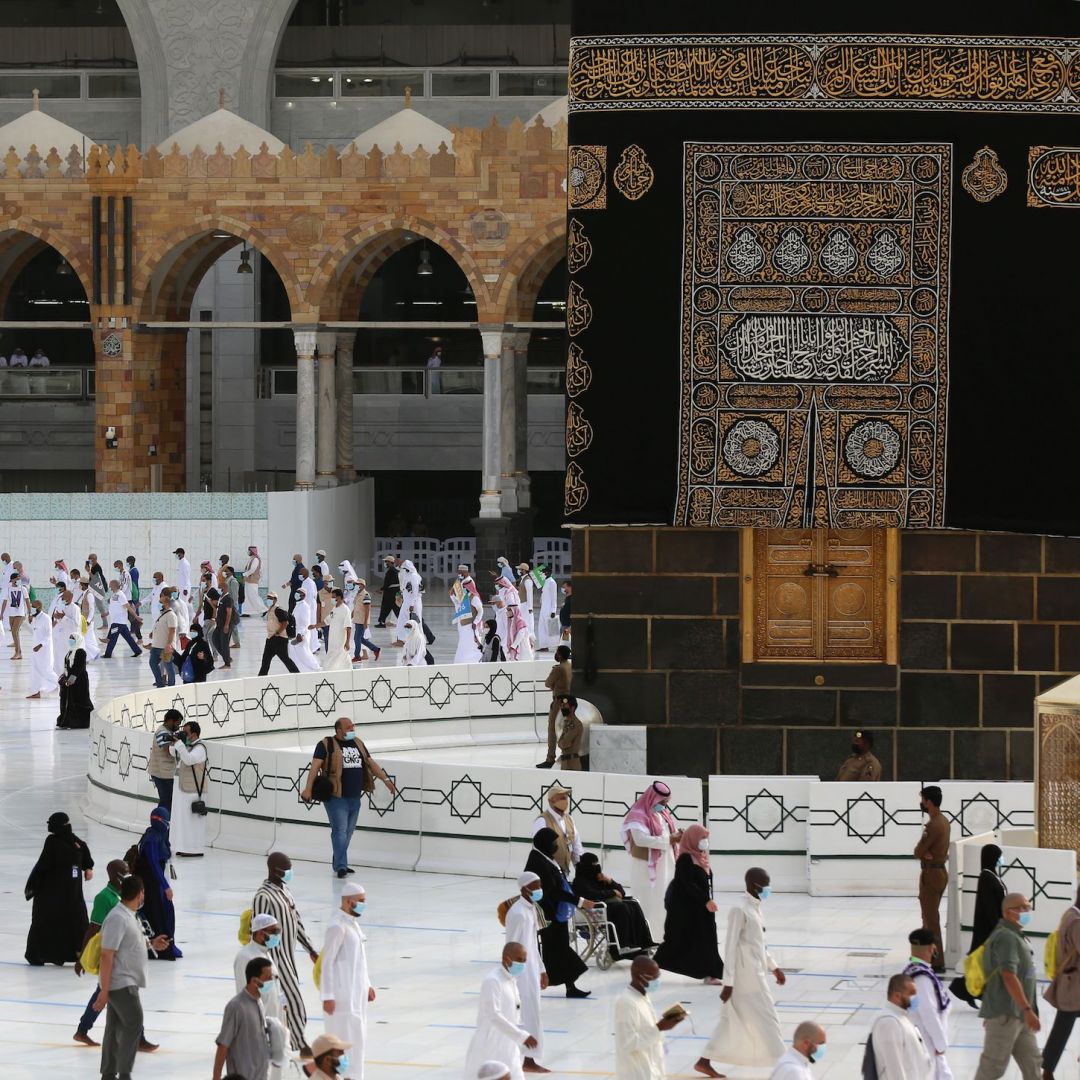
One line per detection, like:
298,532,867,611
493,216,566,322
0,222,94,309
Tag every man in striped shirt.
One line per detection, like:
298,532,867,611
252,851,318,1057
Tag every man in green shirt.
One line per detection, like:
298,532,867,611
72,859,158,1053
973,891,1042,1080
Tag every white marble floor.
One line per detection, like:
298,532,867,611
0,617,1072,1080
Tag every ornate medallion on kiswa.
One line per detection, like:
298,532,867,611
962,146,1008,202
675,143,951,529
613,144,654,200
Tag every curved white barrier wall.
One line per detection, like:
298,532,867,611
86,660,703,881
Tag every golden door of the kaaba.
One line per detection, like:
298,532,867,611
742,528,898,664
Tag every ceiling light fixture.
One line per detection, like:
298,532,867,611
237,246,253,274
416,245,434,276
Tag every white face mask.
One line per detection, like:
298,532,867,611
697,838,709,852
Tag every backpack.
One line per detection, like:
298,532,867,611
79,931,103,976
313,950,324,989
861,1033,878,1080
238,908,253,945
1046,930,1060,980
964,943,990,997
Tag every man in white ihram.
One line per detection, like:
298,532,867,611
321,589,353,671
504,872,549,1074
464,943,537,1080
871,973,933,1079
697,867,785,1077
769,1022,827,1079
614,955,684,1080
321,882,374,1080
173,547,192,621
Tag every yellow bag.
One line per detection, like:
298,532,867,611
313,951,323,990
1046,930,1060,980
238,908,253,945
80,932,102,976
964,943,989,997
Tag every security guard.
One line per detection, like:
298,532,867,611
556,693,585,771
914,785,950,972
835,730,883,782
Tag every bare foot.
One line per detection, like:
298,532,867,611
26,692,40,699
523,1060,550,1074
694,1060,725,1079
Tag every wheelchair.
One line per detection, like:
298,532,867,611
571,898,653,969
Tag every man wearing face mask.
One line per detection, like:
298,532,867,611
213,956,274,1080
504,872,549,1073
235,914,284,1032
320,882,374,1079
835,729,882,782
768,1021,827,1079
532,785,583,875
464,943,538,1080
253,852,319,1057
869,974,933,1079
554,694,584,771
147,708,182,810
309,1033,352,1080
904,928,953,1078
972,893,1041,1080
697,867,785,1077
914,785,950,973
615,955,684,1080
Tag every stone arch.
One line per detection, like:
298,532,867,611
132,217,302,323
493,216,566,322
240,0,302,131
307,215,492,323
114,0,170,147
0,223,94,309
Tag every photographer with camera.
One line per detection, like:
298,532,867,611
147,708,182,810
171,720,209,857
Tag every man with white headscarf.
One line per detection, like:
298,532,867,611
321,882,373,1080
504,872,549,1072
398,620,428,666
241,545,264,616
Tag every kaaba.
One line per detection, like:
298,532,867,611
565,0,1080,537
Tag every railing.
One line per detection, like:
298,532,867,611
370,535,571,583
274,66,566,101
0,366,93,399
0,69,139,100
265,366,563,398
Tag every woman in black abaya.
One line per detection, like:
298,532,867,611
24,812,94,965
524,828,590,997
57,646,93,729
573,852,655,956
950,842,1006,1006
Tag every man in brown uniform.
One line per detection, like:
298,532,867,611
835,730,883,782
913,785,950,972
555,694,585,771
537,645,572,768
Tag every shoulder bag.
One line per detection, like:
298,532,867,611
311,736,335,802
191,747,209,816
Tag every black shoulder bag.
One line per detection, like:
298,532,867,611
191,745,209,816
311,736,335,802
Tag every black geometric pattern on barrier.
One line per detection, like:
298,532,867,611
811,792,893,844
711,787,807,841
965,856,1073,912
948,793,1033,838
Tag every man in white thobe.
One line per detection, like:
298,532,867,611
234,913,285,1079
516,563,536,637
321,883,373,1080
904,928,953,1079
871,974,933,1079
768,1022,827,1079
504,873,548,1071
26,601,55,698
536,570,559,652
698,867,786,1076
614,956,684,1080
174,548,192,622
242,546,265,615
289,594,321,672
300,569,320,651
463,944,537,1080
51,591,78,676
321,590,353,671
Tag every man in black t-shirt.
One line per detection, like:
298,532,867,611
209,587,235,669
300,717,398,878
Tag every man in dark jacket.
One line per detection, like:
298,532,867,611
283,554,305,612
376,555,400,628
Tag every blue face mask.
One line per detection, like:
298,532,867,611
508,960,526,977
281,868,293,884
337,1054,350,1074
352,901,366,915
811,1044,826,1062
258,980,274,999
530,889,544,903
644,976,660,993
653,804,666,814
758,886,771,901
265,933,281,950
341,731,356,741
1019,910,1033,928
907,994,920,1011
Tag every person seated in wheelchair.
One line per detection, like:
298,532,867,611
573,852,655,957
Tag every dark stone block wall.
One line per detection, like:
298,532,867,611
570,529,1079,782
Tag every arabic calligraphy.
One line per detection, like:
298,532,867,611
567,218,593,273
566,342,592,398
676,142,950,530
612,144,654,200
570,35,1080,114
568,145,606,210
961,146,1009,203
567,281,593,337
564,461,589,514
1027,147,1080,207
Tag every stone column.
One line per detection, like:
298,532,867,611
511,332,531,510
478,329,504,518
315,331,338,488
498,335,519,515
293,330,317,490
335,332,356,482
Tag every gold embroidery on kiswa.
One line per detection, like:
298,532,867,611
567,218,593,273
566,342,592,398
569,36,1080,113
568,145,606,209
962,147,1008,203
613,144,654,201
567,281,593,337
566,402,594,458
675,142,951,530
564,461,589,514
1027,147,1080,207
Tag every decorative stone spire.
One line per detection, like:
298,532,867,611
218,87,226,110
32,88,39,111
404,86,412,109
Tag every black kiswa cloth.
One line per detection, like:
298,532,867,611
566,0,1080,534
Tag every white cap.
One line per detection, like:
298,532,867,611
517,871,540,888
251,913,279,932
341,882,366,898
478,1063,510,1080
